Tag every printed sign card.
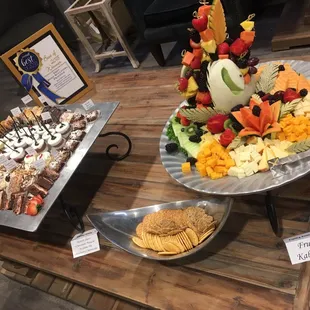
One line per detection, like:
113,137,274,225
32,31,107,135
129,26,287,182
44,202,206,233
1,24,93,107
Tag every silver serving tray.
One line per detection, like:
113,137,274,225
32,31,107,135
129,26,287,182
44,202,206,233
88,197,233,261
0,102,119,232
160,60,310,196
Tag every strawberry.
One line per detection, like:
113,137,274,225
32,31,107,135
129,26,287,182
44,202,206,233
177,78,188,92
26,201,42,216
207,114,228,134
190,39,201,49
201,92,212,105
219,129,235,147
217,42,230,55
190,57,201,70
32,195,44,205
181,116,191,126
192,15,208,32
230,38,247,56
283,88,301,103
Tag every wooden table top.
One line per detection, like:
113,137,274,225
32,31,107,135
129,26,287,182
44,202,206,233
1,56,310,310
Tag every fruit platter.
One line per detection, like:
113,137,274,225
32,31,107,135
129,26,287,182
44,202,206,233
160,0,310,196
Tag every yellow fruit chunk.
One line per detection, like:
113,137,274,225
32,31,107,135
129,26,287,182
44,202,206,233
240,20,254,31
208,0,227,44
201,40,217,54
181,162,191,174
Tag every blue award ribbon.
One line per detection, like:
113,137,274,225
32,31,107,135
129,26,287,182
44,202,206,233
16,49,64,103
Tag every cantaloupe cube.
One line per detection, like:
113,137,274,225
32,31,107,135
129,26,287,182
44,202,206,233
182,162,191,174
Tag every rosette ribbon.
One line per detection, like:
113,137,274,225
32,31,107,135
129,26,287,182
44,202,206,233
21,72,62,103
15,49,64,104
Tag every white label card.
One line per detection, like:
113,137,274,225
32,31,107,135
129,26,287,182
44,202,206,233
41,112,52,121
82,99,95,111
21,95,33,104
0,155,9,165
4,159,18,171
284,232,310,264
32,158,46,171
71,229,100,259
11,107,22,116
25,146,37,156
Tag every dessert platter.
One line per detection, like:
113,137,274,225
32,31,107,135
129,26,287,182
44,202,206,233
0,102,119,232
160,0,310,196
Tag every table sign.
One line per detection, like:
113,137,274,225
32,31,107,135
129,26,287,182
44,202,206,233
4,159,18,172
11,107,22,116
1,23,93,107
0,156,9,165
32,158,46,171
21,95,33,104
25,146,37,156
71,229,100,258
284,232,310,264
82,99,95,111
41,112,52,121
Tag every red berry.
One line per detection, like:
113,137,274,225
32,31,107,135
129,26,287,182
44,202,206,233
192,15,208,32
190,57,201,69
181,116,191,126
283,89,301,103
261,93,270,102
219,129,235,147
201,92,212,105
217,42,230,55
178,78,188,92
230,38,247,56
207,114,229,134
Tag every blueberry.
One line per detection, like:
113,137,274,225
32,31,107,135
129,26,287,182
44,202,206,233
189,135,201,143
252,106,261,117
186,157,197,166
278,65,285,71
231,104,244,112
300,89,308,97
257,91,265,98
165,143,178,153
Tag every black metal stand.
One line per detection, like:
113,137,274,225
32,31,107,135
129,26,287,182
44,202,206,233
60,131,132,231
265,191,279,236
98,131,132,161
59,194,85,233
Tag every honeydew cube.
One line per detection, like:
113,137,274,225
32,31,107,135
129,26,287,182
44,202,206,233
239,152,251,161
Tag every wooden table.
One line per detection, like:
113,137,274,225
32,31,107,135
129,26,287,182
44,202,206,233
1,56,310,309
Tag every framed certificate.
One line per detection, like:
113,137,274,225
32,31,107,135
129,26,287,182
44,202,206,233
1,23,93,106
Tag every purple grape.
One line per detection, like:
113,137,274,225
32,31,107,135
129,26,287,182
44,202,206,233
273,90,285,101
248,66,257,74
247,57,259,66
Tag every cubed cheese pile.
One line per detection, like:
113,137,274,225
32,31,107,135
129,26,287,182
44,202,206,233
228,144,262,178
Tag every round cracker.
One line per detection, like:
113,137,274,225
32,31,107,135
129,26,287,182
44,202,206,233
142,231,150,249
198,228,215,244
185,228,199,246
146,233,157,251
132,236,146,249
162,241,181,253
155,235,165,252
136,223,143,238
176,233,190,251
181,231,193,250
171,235,185,253
158,251,178,255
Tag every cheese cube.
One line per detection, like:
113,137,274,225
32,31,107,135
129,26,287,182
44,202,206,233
228,167,244,178
242,163,254,176
229,151,236,159
239,152,251,161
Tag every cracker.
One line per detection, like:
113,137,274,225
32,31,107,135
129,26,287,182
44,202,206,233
132,237,146,248
181,231,193,250
185,228,199,246
198,228,215,244
136,223,143,238
177,233,190,251
162,241,181,253
158,252,178,255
